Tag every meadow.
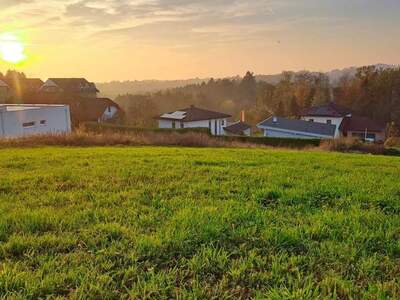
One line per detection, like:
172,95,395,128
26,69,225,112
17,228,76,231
0,146,400,299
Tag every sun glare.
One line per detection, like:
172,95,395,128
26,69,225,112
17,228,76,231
0,33,26,64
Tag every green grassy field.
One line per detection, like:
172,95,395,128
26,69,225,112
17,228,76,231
1,147,400,299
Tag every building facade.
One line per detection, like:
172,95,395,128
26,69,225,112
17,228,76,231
0,104,71,138
300,102,386,142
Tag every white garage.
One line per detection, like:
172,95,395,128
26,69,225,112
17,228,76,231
0,104,71,138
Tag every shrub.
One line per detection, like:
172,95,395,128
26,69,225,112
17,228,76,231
384,137,400,148
83,122,211,135
319,137,386,155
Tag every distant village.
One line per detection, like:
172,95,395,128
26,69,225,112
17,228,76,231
0,74,386,142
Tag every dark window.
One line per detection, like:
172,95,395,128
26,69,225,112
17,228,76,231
180,122,184,129
107,106,111,113
215,120,218,135
309,119,314,122
366,133,376,140
326,120,332,125
209,121,212,129
23,121,35,128
40,120,47,125
172,121,176,129
222,120,225,126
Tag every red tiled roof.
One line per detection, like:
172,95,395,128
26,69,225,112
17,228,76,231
339,116,385,134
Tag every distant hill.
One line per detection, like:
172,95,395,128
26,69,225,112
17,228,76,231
97,64,398,98
97,79,210,98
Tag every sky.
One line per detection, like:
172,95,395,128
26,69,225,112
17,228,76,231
0,0,400,81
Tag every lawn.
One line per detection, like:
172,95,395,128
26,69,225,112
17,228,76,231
0,147,400,299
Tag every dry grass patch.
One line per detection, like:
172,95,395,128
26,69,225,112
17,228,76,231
0,130,259,149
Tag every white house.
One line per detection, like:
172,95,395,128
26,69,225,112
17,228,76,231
300,102,386,142
300,102,352,138
257,116,336,139
158,105,231,136
0,104,71,138
40,78,99,98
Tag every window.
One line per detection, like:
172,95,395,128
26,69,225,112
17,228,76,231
22,121,35,128
180,122,184,129
172,121,176,129
222,120,225,126
209,121,212,130
107,106,111,113
215,120,218,135
309,119,314,122
326,120,332,125
40,120,47,125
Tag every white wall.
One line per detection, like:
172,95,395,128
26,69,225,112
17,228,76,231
0,105,71,138
301,116,343,138
159,118,228,135
102,106,119,121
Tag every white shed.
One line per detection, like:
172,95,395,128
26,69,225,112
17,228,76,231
0,104,71,138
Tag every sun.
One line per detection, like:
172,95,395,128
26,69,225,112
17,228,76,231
0,33,27,64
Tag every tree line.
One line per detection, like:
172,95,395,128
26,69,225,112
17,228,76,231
115,66,400,134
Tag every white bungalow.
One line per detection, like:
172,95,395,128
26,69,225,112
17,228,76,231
157,105,231,136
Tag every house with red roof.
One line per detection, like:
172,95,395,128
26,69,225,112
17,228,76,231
300,102,385,142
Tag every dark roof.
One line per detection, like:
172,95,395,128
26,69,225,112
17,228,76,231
2,78,43,92
258,117,336,137
224,122,251,135
159,106,231,122
301,102,352,117
339,116,385,134
47,78,99,93
21,94,121,124
21,78,44,88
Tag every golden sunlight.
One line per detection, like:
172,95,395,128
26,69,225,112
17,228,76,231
0,33,26,64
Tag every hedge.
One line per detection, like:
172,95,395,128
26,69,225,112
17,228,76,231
83,122,211,135
219,136,321,148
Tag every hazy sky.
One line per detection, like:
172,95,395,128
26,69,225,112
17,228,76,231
0,0,399,81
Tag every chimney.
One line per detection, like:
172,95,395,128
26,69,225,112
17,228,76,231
240,110,245,122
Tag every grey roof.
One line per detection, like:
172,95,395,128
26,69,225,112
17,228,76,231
224,122,251,135
159,105,231,122
258,117,336,137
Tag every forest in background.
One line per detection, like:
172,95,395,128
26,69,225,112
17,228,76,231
2,66,400,135
115,66,400,132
